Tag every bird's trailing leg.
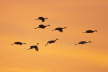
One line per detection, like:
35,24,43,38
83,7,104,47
27,48,31,50
34,27,38,29
87,41,92,43
45,42,49,47
94,30,98,32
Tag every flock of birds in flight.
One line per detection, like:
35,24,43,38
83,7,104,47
12,16,98,53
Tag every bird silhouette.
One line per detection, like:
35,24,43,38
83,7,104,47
35,16,48,22
12,42,26,45
84,29,97,33
74,41,92,45
53,27,67,32
45,38,59,46
34,24,50,29
27,43,39,51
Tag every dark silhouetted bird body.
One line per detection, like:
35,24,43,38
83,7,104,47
34,24,50,29
28,43,39,51
79,41,88,44
54,27,66,32
45,38,58,46
84,30,97,33
36,17,48,22
75,41,91,45
12,42,26,45
29,45,39,51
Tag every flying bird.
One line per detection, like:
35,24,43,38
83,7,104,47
34,24,51,29
27,43,39,51
12,42,26,45
74,41,92,45
45,38,59,46
35,16,48,22
53,27,67,32
84,29,97,33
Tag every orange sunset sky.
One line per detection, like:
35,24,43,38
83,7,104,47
0,0,108,72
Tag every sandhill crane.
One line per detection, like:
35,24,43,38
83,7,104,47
12,42,26,45
84,29,97,33
74,41,92,45
53,27,67,32
27,43,39,51
35,16,48,22
45,38,59,46
34,24,50,29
